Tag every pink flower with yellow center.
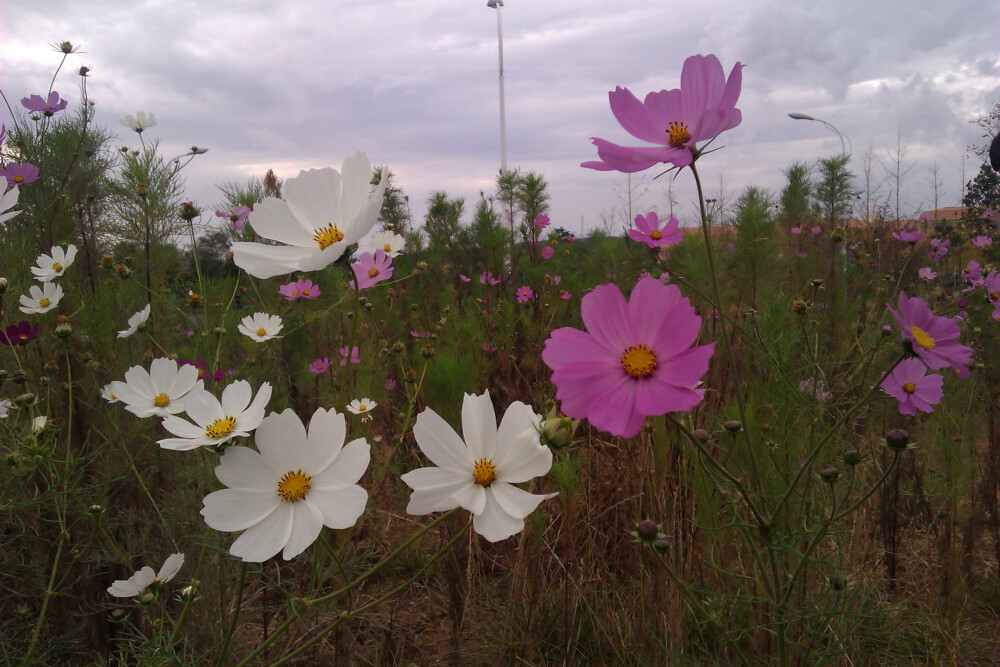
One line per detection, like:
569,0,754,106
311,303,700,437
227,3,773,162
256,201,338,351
350,249,393,289
888,292,973,371
542,277,714,437
880,358,943,416
628,211,683,248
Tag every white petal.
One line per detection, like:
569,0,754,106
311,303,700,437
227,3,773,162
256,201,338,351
285,167,342,235
490,482,556,520
255,408,307,470
231,241,318,279
228,502,294,562
306,486,367,529
473,491,526,543
339,152,372,225
220,380,252,416
412,408,472,472
304,407,346,469
202,488,281,531
281,501,325,560
311,439,369,487
157,553,185,582
215,444,281,490
461,391,497,462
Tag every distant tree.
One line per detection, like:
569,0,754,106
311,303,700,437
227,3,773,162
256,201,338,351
961,162,1000,232
516,171,550,238
778,161,813,229
813,154,855,230
879,130,914,221
730,185,774,304
371,165,411,235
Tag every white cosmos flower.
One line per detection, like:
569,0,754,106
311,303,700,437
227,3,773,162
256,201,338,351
121,111,156,133
117,304,151,338
400,391,556,543
0,186,21,225
107,553,184,598
158,381,271,451
110,359,203,419
31,244,77,282
200,407,370,562
237,312,283,342
231,152,388,279
32,415,49,434
101,384,120,404
369,230,405,258
0,399,11,418
19,282,63,314
346,398,377,415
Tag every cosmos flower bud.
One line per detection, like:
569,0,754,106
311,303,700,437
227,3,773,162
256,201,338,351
0,277,7,294
136,590,156,605
635,519,658,542
135,182,148,197
828,572,848,591
57,41,74,54
841,450,862,466
43,360,58,374
885,429,910,451
819,466,839,483
392,341,406,354
538,406,580,449
420,343,435,358
692,428,710,443
14,392,36,407
179,201,200,221
723,420,742,433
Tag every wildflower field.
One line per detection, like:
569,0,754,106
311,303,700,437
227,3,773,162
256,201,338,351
4,46,1000,666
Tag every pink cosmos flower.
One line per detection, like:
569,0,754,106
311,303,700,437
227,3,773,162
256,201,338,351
880,358,943,416
515,286,533,302
918,267,936,281
542,277,714,437
963,260,983,284
533,214,550,229
351,249,393,289
309,357,331,376
984,270,1000,304
971,235,993,248
628,211,682,248
339,345,360,366
21,91,67,116
410,330,432,338
888,292,973,370
790,226,802,235
810,226,822,235
582,54,743,173
0,162,39,187
278,278,320,300
459,274,471,282
981,208,996,220
892,229,924,243
541,246,554,259
384,377,397,391
479,271,501,285
216,205,252,231
798,378,831,401
559,290,572,300
918,211,931,221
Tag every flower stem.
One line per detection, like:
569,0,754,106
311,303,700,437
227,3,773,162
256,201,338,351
215,561,247,667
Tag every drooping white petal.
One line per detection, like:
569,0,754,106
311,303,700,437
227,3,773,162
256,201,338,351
281,501,325,560
474,492,528,543
228,502,294,563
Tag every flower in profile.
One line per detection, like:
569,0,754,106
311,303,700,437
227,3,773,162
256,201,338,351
628,211,682,248
541,245,554,259
350,249,393,289
200,408,369,561
0,399,10,418
559,290,572,300
892,229,924,244
101,384,119,403
339,345,360,366
369,230,405,258
533,213,550,229
582,54,743,172
0,186,21,225
0,162,39,187
19,282,63,314
109,358,203,418
108,553,184,598
971,235,992,248
216,204,251,230
238,312,283,342
918,211,931,221
888,292,973,371
918,267,936,281
981,208,997,220
117,304,151,338
515,286,533,302
480,271,501,286
231,153,388,278
31,244,77,282
21,91,68,116
120,112,157,133
158,380,271,450
346,398,377,415
400,391,556,542
790,226,802,235
0,320,40,345
542,277,715,437
309,357,331,376
880,358,943,416
459,273,471,283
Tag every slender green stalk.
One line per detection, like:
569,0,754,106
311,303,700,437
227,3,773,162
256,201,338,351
216,561,248,667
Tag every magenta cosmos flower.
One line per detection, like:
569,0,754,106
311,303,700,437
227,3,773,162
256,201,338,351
542,277,714,437
971,235,993,248
880,358,943,416
216,205,251,231
339,345,359,366
888,293,973,371
0,320,40,345
582,54,743,173
309,357,331,376
279,277,320,300
892,229,924,244
515,286,533,302
21,91,67,116
1,162,39,187
351,249,392,289
628,211,683,248
541,246,554,259
984,270,1000,304
533,213,550,229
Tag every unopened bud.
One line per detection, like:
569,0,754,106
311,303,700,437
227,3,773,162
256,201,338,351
885,428,910,451
692,428,710,443
841,450,862,466
635,519,658,542
14,393,36,407
819,466,839,483
179,201,200,221
102,254,114,268
828,572,848,591
0,277,7,294
538,406,581,449
723,420,742,434
420,343,435,358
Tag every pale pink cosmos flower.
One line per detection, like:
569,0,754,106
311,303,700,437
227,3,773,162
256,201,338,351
582,54,743,172
810,226,822,235
628,211,682,248
480,271,501,286
918,267,936,281
541,246,554,259
279,278,320,300
21,91,67,116
216,205,252,231
459,274,471,283
350,249,393,289
1,162,39,187
984,270,1000,304
542,277,714,437
515,286,533,302
918,211,931,221
309,357,331,376
533,214,550,229
892,229,924,244
339,345,360,366
971,235,993,248
790,226,802,235
888,292,973,371
880,358,943,416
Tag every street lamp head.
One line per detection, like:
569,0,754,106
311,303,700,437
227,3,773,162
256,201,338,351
787,112,815,121
487,0,503,7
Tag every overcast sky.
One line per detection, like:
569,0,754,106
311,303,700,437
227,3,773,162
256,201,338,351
3,0,998,236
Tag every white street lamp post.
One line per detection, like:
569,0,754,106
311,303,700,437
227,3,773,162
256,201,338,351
487,0,508,174
787,112,851,156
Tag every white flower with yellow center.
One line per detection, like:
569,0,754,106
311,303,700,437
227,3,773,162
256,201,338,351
200,407,370,562
117,304,151,339
401,391,557,543
158,380,271,451
0,185,22,225
108,553,184,598
120,111,157,133
30,244,77,282
101,384,120,404
19,282,63,314
369,230,405,258
346,398,377,415
237,312,283,342
110,358,203,418
231,152,388,279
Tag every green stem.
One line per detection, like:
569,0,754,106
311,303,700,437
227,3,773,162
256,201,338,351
215,561,248,667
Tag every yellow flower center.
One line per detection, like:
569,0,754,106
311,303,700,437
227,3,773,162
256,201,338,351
666,121,691,148
301,288,310,296
383,243,392,252
367,267,379,278
13,175,24,183
18,333,28,340
357,403,367,412
472,458,496,486
256,327,267,337
621,344,657,378
153,393,170,407
990,291,1000,301
205,415,237,439
277,469,312,502
909,325,935,350
52,262,63,272
650,230,662,240
313,223,344,250
38,298,51,307
902,381,916,394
